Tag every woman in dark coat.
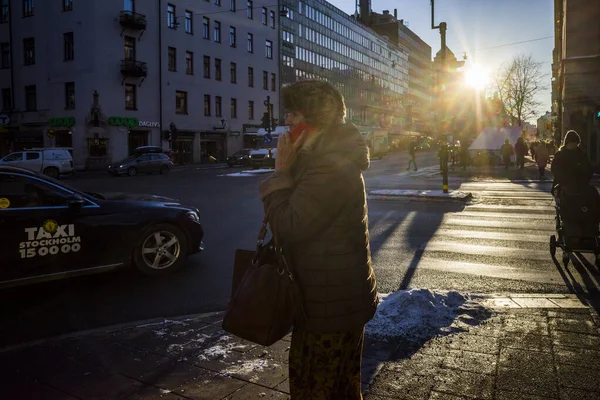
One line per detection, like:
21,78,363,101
551,130,593,189
258,80,378,399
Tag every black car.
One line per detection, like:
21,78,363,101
0,166,204,288
227,149,252,168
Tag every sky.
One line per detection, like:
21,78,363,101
328,0,554,121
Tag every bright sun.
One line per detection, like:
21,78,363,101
465,65,490,90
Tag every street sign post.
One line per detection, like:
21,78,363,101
264,133,273,145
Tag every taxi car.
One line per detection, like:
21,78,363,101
0,166,204,288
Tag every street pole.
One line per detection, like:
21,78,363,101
431,0,449,193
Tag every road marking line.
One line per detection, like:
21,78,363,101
419,241,550,261
443,218,555,231
433,229,550,243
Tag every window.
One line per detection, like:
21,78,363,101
204,94,211,116
23,38,35,65
88,138,108,157
176,91,187,114
203,55,210,78
168,47,176,71
230,98,237,118
261,7,267,24
0,43,8,68
215,58,222,81
248,67,254,87
23,0,33,17
1,0,8,23
125,83,136,109
269,10,275,28
202,17,210,39
215,96,222,117
214,0,221,5
63,32,74,61
124,36,136,60
246,1,252,19
230,0,236,12
2,88,12,110
25,85,36,111
25,152,39,160
247,33,253,53
213,21,221,42
229,26,236,47
185,10,193,34
167,3,176,28
65,82,75,109
0,174,72,209
186,51,193,75
262,71,268,90
230,62,236,83
248,101,254,120
63,0,73,11
271,73,276,92
265,40,273,59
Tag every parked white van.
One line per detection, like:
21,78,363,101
0,148,74,178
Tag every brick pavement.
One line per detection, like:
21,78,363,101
0,294,598,400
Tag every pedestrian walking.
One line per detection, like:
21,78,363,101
500,139,514,169
407,142,418,171
514,131,527,170
258,80,378,400
535,141,549,180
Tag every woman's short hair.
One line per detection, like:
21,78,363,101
563,130,581,146
281,80,346,128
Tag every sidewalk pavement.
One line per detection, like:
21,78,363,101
1,294,599,400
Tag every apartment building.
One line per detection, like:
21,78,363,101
277,0,409,134
0,0,279,169
552,0,600,162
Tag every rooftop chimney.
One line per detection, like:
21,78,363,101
394,9,397,19
383,10,389,15
359,0,371,24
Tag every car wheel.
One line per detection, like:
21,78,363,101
43,167,59,179
134,223,188,276
160,165,170,174
128,167,137,176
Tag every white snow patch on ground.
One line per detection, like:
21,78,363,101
222,359,280,376
369,189,471,198
196,335,249,360
220,168,274,177
366,289,489,342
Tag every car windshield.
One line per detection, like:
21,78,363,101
234,150,251,156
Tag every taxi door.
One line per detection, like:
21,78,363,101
0,172,107,286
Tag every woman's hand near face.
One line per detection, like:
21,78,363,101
276,133,294,170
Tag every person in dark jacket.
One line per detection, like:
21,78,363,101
514,132,527,170
500,139,514,169
551,130,593,189
258,80,378,400
407,142,418,171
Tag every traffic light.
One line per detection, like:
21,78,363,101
261,112,270,130
271,118,278,129
596,105,600,120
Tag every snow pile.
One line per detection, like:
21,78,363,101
220,169,275,177
222,359,280,376
366,289,489,342
197,335,250,360
369,189,471,199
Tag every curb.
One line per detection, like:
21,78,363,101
0,311,224,355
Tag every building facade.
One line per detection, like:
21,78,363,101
277,0,409,134
368,10,432,133
0,0,279,169
552,0,600,162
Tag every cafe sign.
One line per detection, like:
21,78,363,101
242,124,261,134
109,117,160,128
49,117,76,128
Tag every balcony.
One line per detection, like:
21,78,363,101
119,11,147,31
120,60,148,78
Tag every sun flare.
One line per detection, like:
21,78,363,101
465,65,490,90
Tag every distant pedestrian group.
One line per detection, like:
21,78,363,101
499,133,556,180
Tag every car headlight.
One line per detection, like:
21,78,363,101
186,211,200,223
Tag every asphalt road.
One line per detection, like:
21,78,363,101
1,151,598,348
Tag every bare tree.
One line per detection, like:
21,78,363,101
493,54,547,126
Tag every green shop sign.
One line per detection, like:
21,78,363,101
49,117,76,127
108,116,140,127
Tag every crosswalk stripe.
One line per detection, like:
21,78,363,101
466,204,555,213
452,211,555,220
404,257,560,284
433,229,550,243
443,218,555,231
419,241,550,261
